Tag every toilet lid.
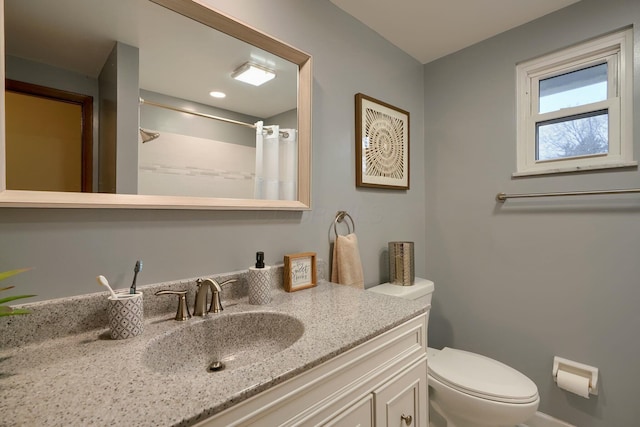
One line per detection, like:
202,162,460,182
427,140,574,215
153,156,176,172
428,348,538,403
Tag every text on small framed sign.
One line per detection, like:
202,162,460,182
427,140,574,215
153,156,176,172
284,252,317,292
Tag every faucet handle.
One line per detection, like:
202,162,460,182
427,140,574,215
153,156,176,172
219,278,237,288
155,290,191,321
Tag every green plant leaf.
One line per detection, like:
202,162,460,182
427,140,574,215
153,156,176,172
0,268,35,316
0,294,36,305
0,308,30,317
0,268,31,282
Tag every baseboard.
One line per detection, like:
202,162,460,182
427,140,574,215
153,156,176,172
521,411,575,427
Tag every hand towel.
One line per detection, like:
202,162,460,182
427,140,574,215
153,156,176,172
331,233,364,289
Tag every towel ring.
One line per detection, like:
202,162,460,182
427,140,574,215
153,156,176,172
333,211,355,238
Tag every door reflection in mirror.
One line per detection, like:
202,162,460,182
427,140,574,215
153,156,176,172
5,79,93,192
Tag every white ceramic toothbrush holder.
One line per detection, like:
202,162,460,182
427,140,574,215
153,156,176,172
107,292,144,340
248,266,272,305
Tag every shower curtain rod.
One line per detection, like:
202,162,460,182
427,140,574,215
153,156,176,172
139,98,289,137
496,188,640,202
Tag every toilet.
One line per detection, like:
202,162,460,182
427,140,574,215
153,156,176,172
368,278,539,427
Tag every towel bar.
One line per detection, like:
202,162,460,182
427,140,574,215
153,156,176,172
496,187,640,202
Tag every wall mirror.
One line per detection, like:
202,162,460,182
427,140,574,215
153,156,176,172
0,0,311,210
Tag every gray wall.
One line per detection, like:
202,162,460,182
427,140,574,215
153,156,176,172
98,42,139,194
424,0,640,425
98,44,119,193
266,108,298,130
116,42,140,194
139,89,259,147
1,0,426,305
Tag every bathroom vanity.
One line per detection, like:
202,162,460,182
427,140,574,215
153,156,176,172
0,280,428,426
203,310,427,426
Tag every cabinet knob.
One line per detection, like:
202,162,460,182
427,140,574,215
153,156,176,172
401,414,413,426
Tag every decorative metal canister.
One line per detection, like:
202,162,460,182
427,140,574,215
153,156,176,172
388,241,415,286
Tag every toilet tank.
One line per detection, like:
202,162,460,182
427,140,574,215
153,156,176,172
368,277,434,306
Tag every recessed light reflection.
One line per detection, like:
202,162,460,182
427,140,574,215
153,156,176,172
210,91,226,98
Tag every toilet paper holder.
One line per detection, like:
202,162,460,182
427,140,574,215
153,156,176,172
552,356,599,396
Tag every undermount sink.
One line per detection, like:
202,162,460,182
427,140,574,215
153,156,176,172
144,311,305,374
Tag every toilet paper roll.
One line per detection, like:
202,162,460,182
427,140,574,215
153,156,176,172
557,369,590,398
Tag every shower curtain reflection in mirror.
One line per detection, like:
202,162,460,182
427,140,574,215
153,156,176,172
254,121,297,200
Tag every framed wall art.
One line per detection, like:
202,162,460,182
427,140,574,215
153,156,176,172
355,93,410,190
283,252,317,292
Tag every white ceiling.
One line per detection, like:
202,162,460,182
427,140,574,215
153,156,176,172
330,0,582,64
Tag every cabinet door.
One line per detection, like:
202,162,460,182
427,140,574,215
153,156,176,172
323,394,374,427
373,361,428,427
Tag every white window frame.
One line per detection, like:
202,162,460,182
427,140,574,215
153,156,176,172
515,28,635,176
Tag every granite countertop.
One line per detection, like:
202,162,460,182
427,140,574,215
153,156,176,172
0,281,427,426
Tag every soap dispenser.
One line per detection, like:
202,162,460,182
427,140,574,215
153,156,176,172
248,251,271,305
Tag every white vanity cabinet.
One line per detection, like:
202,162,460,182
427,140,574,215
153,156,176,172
198,313,428,427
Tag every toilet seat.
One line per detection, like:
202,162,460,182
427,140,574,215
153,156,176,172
428,347,538,404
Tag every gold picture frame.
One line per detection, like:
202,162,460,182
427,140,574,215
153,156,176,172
284,252,317,292
355,93,410,190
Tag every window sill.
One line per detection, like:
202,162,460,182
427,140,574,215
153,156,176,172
512,161,638,177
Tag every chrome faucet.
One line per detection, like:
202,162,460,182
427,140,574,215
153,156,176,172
194,278,237,316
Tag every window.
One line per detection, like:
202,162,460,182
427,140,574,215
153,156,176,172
515,28,634,176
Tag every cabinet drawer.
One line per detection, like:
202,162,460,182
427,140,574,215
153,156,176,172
324,394,374,427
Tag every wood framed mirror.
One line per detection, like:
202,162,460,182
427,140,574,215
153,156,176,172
0,0,311,210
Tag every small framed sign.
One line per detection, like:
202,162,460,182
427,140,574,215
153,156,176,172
284,252,317,292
